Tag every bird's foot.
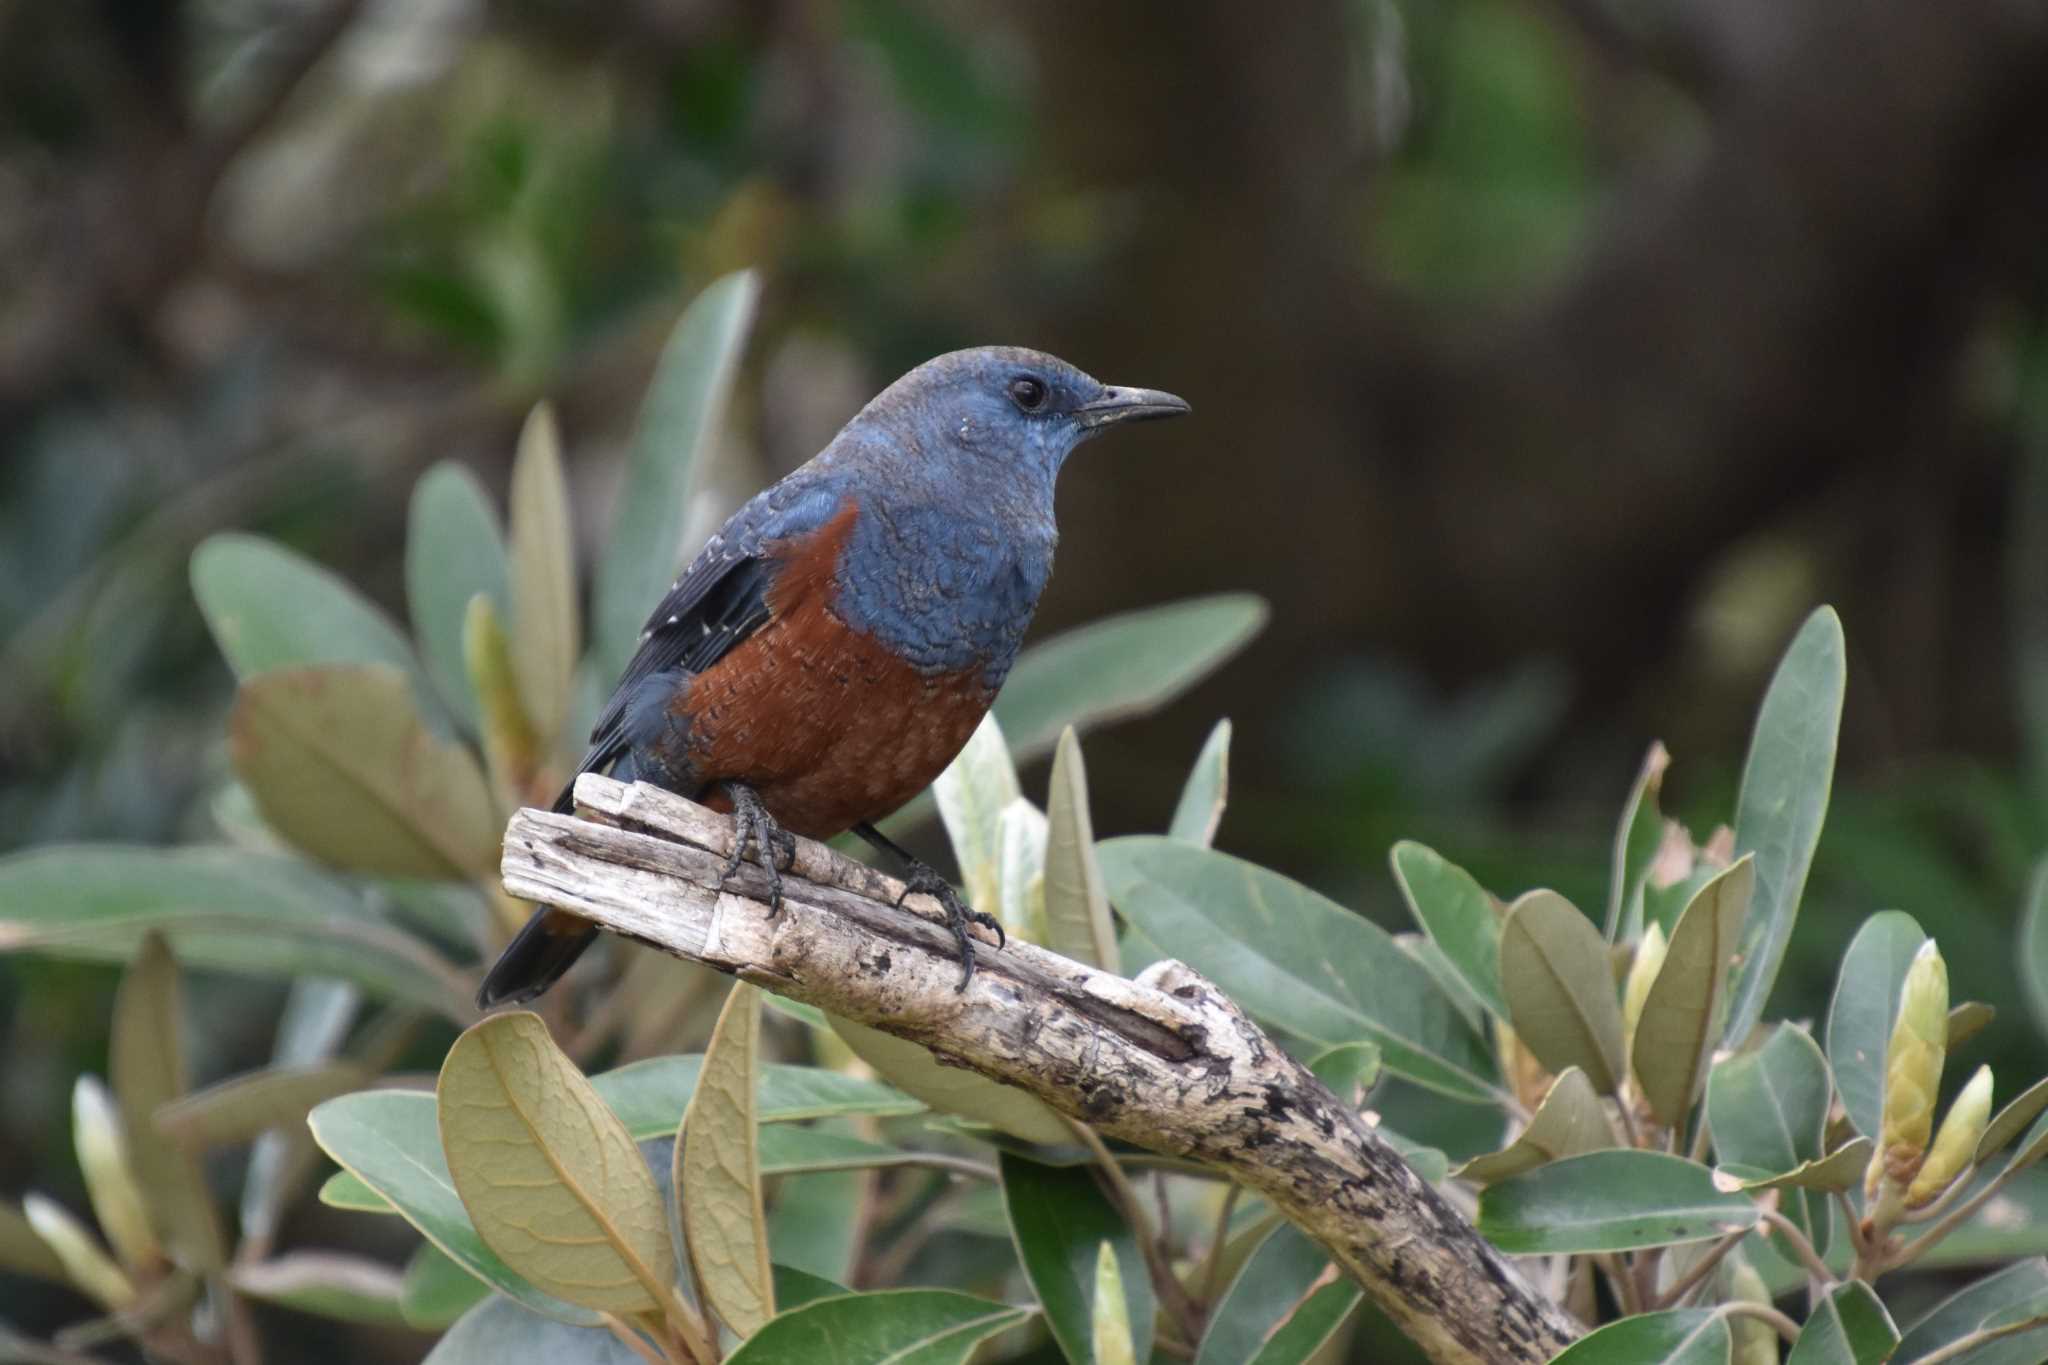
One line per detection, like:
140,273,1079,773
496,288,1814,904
893,862,1004,992
720,781,797,915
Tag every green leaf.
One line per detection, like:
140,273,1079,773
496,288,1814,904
1390,841,1507,1022
23,1194,135,1309
1090,1241,1136,1365
1044,728,1117,972
1499,889,1625,1093
72,1076,159,1270
424,1296,649,1364
155,1062,369,1148
1099,837,1498,1103
1826,910,1928,1142
1896,1258,2048,1364
1738,1137,1872,1194
996,798,1049,946
1546,1310,1730,1364
1724,606,1846,1048
309,1090,602,1325
1980,1078,2048,1165
1306,1041,1382,1106
1634,857,1755,1126
1707,1024,1831,1253
1476,1150,1759,1253
771,1264,850,1311
437,1012,678,1315
768,1170,864,1285
1606,741,1670,942
1168,719,1231,847
752,1125,914,1176
724,1289,1033,1364
1000,1154,1155,1365
242,977,361,1246
995,595,1269,762
680,983,775,1338
1456,1068,1614,1184
231,663,501,881
1247,1277,1363,1364
407,462,510,731
2024,857,2048,1047
464,593,540,796
1786,1281,1898,1365
1196,1223,1337,1365
507,403,580,750
228,1252,409,1326
401,1242,489,1331
827,1015,1070,1145
1949,1002,1997,1050
0,1202,69,1287
932,713,1019,919
193,532,444,727
110,934,225,1272
0,845,473,1017
319,1170,393,1213
594,270,759,678
590,1054,923,1139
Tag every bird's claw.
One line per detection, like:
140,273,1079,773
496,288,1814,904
720,782,795,916
894,865,1003,991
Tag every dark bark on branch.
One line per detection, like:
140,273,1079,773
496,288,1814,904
499,774,1582,1365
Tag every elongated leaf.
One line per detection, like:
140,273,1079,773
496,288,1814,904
319,1170,393,1213
467,592,540,797
724,1289,1033,1364
1090,1241,1135,1365
773,1264,851,1311
1896,1258,2048,1364
402,1242,490,1330
193,532,444,726
932,714,1019,919
995,595,1268,762
1826,911,1928,1142
827,1015,1070,1144
0,845,471,1017
1949,1002,1997,1049
1547,1310,1730,1365
72,1076,158,1270
1724,607,1846,1047
1168,719,1231,847
768,1169,864,1284
508,404,579,749
243,977,361,1245
1606,741,1670,942
1456,1068,1614,1184
1306,1041,1382,1106
1739,1138,1873,1194
424,1295,649,1364
310,1090,601,1325
1391,841,1507,1022
438,1012,678,1315
407,462,509,731
1001,1154,1155,1365
23,1195,134,1309
1099,837,1498,1103
231,663,500,881
594,271,759,677
1634,858,1755,1125
1787,1281,1898,1365
156,1062,368,1148
1477,1150,1758,1253
229,1252,409,1326
1499,890,1625,1094
1707,1023,1831,1253
1981,1079,2048,1166
1044,729,1116,971
111,934,224,1272
0,1201,69,1287
591,1054,922,1138
2024,858,2048,1045
680,983,775,1337
1196,1224,1334,1365
996,798,1049,945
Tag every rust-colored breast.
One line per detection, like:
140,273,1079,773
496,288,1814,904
672,498,997,839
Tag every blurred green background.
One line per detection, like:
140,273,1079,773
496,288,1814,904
4,0,2048,1355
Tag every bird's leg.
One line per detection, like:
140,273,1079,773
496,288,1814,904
719,781,796,915
851,822,1004,991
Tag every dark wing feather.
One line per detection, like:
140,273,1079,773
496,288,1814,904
551,479,844,811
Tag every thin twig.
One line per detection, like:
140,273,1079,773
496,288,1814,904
1198,1183,1245,1306
1068,1117,1206,1338
1890,1169,2016,1270
1911,1314,2048,1365
1594,1253,1640,1316
1720,1301,1801,1344
1650,1228,1746,1309
1760,1210,1835,1285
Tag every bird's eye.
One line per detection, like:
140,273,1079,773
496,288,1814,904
1008,375,1048,412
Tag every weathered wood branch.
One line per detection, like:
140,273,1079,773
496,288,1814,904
500,774,1582,1365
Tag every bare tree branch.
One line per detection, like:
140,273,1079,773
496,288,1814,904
499,774,1582,1365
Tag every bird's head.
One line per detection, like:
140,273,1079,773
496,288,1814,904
850,346,1188,495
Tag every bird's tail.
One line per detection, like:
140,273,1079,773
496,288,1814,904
476,907,598,1008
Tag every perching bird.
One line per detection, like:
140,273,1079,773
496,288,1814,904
477,347,1188,1007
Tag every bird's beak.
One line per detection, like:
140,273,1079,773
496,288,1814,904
1076,386,1191,430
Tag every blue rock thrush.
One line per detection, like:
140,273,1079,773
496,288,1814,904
477,347,1188,1007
